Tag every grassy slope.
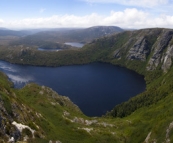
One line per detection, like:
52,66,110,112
16,84,123,143
16,82,173,143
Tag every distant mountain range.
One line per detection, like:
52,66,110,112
9,26,124,46
0,27,9,30
0,29,51,37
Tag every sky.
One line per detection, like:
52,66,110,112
0,0,173,29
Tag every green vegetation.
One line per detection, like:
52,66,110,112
1,28,173,142
15,84,120,142
0,71,173,142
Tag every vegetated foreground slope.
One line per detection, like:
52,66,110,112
1,70,173,143
1,28,173,142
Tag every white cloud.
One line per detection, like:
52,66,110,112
82,0,169,7
102,9,149,28
2,8,173,29
152,14,173,28
102,8,173,29
0,19,4,24
4,13,103,29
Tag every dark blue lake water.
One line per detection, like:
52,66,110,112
0,61,146,116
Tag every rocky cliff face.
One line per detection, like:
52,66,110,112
0,85,43,142
161,45,173,72
127,36,149,61
113,28,173,72
147,30,173,71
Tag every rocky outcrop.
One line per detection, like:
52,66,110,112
165,121,173,143
113,48,121,59
114,37,135,59
113,28,173,72
147,30,173,70
127,36,149,61
39,85,82,113
144,132,152,143
0,82,45,142
0,95,21,142
161,45,173,72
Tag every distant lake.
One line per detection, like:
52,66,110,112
64,42,84,48
38,42,84,51
0,61,146,117
38,48,62,52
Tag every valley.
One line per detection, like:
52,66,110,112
0,26,173,142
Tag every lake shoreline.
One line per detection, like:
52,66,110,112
0,60,146,117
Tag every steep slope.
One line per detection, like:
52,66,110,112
1,67,173,142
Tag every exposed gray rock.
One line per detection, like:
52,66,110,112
161,45,173,72
165,121,173,143
73,117,85,124
78,127,93,133
49,140,62,143
147,30,173,70
127,36,149,61
56,141,62,143
144,132,151,143
114,37,135,59
113,48,121,59
85,119,98,126
123,37,135,50
0,98,21,142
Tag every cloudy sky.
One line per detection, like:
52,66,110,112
0,0,173,29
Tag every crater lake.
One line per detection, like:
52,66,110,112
0,61,146,116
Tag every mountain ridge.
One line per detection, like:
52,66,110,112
10,26,124,46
